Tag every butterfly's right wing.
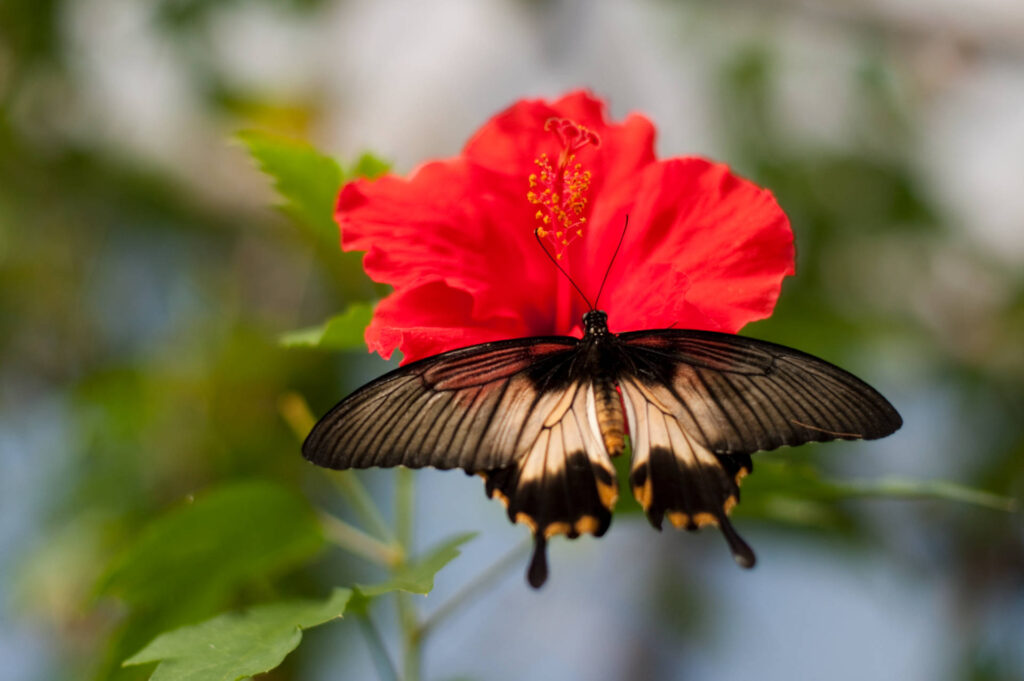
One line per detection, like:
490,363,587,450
303,337,580,473
616,329,903,567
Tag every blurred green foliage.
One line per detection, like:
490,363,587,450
1,2,1022,681
718,46,1024,681
124,588,352,681
279,302,376,350
97,480,324,668
237,130,347,247
351,533,477,601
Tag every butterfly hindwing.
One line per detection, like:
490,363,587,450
481,381,620,586
620,377,756,566
302,337,579,472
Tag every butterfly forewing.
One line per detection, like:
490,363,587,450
617,329,903,455
303,337,578,472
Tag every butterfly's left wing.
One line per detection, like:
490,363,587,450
303,337,581,472
303,336,619,587
616,329,903,566
480,378,620,587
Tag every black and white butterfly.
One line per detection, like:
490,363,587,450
302,306,902,587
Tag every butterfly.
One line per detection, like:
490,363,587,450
302,305,902,587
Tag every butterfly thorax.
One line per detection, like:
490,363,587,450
582,309,610,337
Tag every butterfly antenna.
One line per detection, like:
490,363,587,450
593,214,629,310
533,230,593,309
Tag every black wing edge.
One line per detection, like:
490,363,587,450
301,334,580,470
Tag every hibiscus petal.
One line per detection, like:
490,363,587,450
592,158,794,334
339,162,553,349
366,281,523,362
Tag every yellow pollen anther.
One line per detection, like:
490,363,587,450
525,117,600,259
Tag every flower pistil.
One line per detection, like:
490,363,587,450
527,118,601,259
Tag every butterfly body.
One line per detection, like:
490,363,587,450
304,310,901,587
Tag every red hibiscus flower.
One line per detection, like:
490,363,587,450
337,91,794,364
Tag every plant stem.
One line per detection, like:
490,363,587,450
333,470,400,546
417,540,531,640
832,478,1018,511
399,607,421,681
395,468,415,548
319,511,404,568
394,467,421,681
277,391,317,440
277,391,398,546
357,613,400,681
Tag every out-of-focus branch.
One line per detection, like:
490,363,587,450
712,0,1024,60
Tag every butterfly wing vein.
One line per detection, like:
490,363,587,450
302,338,580,472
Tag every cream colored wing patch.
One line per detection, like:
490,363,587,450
620,378,756,568
482,380,621,587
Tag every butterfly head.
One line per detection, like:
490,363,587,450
583,309,609,337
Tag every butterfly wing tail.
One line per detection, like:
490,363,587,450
480,384,620,588
622,378,757,567
630,445,756,567
482,447,615,588
527,535,549,589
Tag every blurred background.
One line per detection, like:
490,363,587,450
2,1,1023,680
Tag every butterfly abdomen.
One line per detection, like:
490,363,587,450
577,330,626,458
591,379,625,457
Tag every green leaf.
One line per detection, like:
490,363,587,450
827,477,1017,511
357,532,476,598
237,129,343,244
278,302,374,350
350,152,391,180
124,588,351,681
733,463,856,532
617,443,1014,528
100,480,324,610
736,457,1017,529
613,449,642,516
